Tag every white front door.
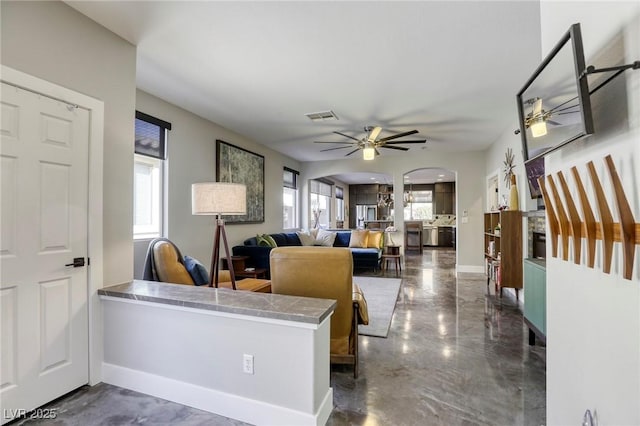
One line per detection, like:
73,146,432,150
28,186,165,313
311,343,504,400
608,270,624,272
1,82,90,423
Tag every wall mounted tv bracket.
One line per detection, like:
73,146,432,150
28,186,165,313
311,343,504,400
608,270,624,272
580,60,640,96
514,60,639,135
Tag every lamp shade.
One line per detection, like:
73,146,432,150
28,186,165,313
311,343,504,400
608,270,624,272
530,117,548,138
363,146,375,161
192,182,247,215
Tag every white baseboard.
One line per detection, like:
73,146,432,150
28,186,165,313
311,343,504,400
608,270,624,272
103,363,333,426
456,265,485,274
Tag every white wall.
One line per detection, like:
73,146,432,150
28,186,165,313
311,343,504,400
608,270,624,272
101,296,332,425
540,2,640,424
1,1,136,287
134,90,301,274
301,151,487,271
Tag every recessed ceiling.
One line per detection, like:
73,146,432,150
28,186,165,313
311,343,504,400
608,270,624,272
66,1,541,162
328,167,455,186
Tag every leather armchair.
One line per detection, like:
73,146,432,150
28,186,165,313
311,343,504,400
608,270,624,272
143,239,231,285
269,246,369,377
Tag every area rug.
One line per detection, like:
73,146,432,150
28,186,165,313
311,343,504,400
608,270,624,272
354,277,402,338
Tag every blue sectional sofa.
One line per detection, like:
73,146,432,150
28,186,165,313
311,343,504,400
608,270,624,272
232,231,382,278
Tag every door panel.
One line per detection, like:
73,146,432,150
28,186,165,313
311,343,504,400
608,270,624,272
40,162,72,251
40,278,72,372
0,156,17,257
0,287,18,390
0,82,89,423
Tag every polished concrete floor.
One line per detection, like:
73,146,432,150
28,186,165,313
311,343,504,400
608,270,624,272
16,248,545,426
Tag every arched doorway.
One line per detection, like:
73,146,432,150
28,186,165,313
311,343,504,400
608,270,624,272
403,167,456,249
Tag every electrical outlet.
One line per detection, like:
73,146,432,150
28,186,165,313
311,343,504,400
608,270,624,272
243,354,254,374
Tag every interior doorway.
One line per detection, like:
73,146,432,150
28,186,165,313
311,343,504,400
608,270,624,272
403,168,456,249
486,170,500,211
1,66,104,424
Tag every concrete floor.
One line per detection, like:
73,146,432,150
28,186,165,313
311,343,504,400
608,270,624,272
16,248,546,426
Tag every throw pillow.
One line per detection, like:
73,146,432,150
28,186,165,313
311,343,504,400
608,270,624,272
349,229,369,248
315,229,337,247
183,255,209,286
296,231,316,246
367,230,384,249
265,234,277,247
256,234,277,247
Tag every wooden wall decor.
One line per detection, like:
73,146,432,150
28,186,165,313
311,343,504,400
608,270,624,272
571,166,597,268
537,178,560,258
546,175,571,261
557,171,583,264
537,155,639,280
586,161,615,273
604,155,636,280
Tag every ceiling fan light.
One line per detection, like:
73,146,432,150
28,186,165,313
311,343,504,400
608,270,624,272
530,118,547,138
363,146,375,160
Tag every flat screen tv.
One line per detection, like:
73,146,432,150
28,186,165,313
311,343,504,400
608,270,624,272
517,23,594,198
524,155,545,199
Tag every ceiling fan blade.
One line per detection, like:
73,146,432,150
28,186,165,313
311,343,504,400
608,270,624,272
380,145,409,151
377,129,419,142
334,131,361,142
384,140,426,144
313,141,355,144
374,147,381,156
547,120,561,126
367,126,383,142
345,148,361,157
320,146,352,152
533,98,543,116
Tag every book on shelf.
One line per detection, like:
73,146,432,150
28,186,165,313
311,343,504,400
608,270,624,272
486,258,501,283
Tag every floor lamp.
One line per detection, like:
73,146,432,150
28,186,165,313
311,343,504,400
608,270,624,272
192,182,246,289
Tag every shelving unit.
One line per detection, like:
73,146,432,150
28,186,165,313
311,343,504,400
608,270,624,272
484,210,523,298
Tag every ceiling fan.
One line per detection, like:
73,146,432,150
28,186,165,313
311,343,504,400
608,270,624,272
522,97,564,137
525,98,561,125
314,126,426,159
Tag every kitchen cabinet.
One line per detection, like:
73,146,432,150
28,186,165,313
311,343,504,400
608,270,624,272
356,192,377,205
438,227,455,248
434,182,455,214
349,184,384,228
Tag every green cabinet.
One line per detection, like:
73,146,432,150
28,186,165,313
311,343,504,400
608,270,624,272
523,259,546,344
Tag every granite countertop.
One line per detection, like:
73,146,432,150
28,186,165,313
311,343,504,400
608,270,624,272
99,280,336,325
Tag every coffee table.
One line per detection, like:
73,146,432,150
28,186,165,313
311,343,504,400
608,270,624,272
218,278,271,293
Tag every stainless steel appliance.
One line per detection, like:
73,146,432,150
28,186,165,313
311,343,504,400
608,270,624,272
423,225,438,246
356,205,377,228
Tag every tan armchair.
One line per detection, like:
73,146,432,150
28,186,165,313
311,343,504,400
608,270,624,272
269,246,369,377
143,239,231,285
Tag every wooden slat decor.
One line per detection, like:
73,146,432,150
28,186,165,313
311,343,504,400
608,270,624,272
571,166,597,268
537,155,638,280
538,177,560,258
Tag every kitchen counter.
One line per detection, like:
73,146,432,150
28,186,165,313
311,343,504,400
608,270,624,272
99,280,336,425
99,279,336,324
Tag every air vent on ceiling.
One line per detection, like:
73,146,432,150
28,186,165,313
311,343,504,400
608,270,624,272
305,110,339,121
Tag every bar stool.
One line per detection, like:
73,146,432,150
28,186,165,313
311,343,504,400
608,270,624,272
405,222,423,253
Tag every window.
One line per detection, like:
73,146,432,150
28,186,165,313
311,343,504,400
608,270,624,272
335,186,344,222
133,111,171,239
310,179,332,228
403,190,433,220
283,167,299,229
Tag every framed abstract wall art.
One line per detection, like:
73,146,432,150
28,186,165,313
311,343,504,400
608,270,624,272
216,140,264,223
